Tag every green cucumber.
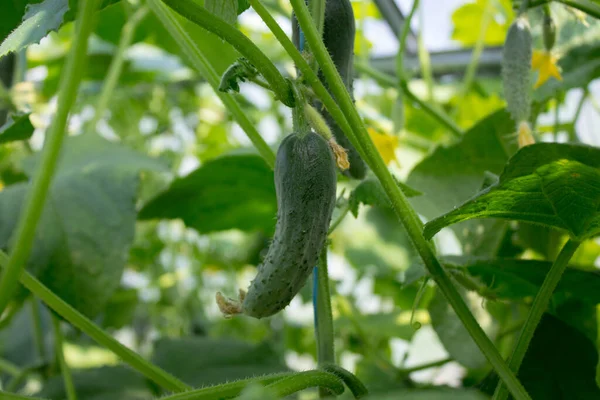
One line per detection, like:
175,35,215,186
292,0,367,180
242,131,337,318
502,16,532,124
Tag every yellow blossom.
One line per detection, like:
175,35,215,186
531,49,562,88
517,121,535,148
368,128,398,165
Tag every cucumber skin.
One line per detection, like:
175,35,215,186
242,132,337,319
292,0,367,180
502,17,532,124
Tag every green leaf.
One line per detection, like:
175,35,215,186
451,0,514,46
205,0,238,25
0,0,69,58
349,177,421,217
99,288,138,330
36,366,153,400
151,337,288,388
139,153,277,234
517,314,600,399
444,257,600,305
365,388,489,400
0,134,167,317
0,113,34,144
428,288,488,370
424,143,600,241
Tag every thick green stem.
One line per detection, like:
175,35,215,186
148,0,276,169
0,251,190,393
0,0,100,317
288,1,530,399
492,239,580,400
52,317,77,400
160,0,293,107
315,248,335,369
265,370,345,397
88,6,148,132
320,364,368,399
354,62,463,138
159,373,294,400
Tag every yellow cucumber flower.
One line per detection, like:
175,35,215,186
531,49,562,88
368,128,398,166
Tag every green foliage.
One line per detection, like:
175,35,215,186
424,143,600,241
0,113,34,144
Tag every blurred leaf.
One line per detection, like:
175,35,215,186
205,0,238,25
0,134,167,317
451,0,514,46
36,366,153,400
337,312,416,342
428,288,487,369
139,153,276,234
349,177,421,217
151,337,287,388
424,143,600,241
517,314,600,399
451,92,505,130
407,109,516,256
0,112,34,144
366,387,489,400
0,301,53,370
99,288,138,330
444,257,600,305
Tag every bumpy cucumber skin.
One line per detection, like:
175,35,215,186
292,0,367,180
242,132,337,319
502,17,532,124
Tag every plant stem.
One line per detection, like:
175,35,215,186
327,203,350,235
569,88,587,142
159,372,294,400
315,248,335,369
288,1,530,399
396,0,419,83
397,357,452,376
526,0,600,19
148,0,276,169
88,6,148,133
416,6,434,101
160,0,293,107
354,62,463,138
0,251,190,393
460,0,493,96
492,239,580,400
266,370,345,397
320,364,368,399
52,317,77,400
30,298,47,362
0,358,21,376
0,392,49,400
0,0,100,318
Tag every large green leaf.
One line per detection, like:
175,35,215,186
517,314,600,399
36,366,153,400
151,337,288,388
0,134,167,317
0,112,34,144
139,153,276,234
407,109,517,256
424,143,600,241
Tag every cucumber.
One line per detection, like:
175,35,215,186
502,16,532,124
292,0,367,180
242,131,337,318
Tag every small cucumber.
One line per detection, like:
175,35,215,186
292,0,367,180
502,17,532,124
242,131,337,318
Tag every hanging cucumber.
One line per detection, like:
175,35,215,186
292,0,367,180
217,131,337,319
502,16,532,125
